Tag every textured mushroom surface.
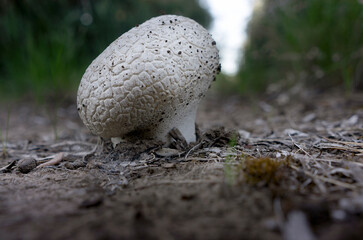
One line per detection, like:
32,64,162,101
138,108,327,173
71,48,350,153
77,15,220,143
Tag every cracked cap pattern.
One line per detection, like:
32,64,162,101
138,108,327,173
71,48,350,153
77,15,220,141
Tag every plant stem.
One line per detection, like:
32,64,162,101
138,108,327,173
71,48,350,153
1,108,10,157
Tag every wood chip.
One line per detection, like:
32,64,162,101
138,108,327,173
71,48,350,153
169,127,188,150
0,160,17,173
162,163,176,169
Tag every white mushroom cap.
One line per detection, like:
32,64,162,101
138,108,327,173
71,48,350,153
77,15,220,144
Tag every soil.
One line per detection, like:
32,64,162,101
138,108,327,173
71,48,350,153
0,89,362,240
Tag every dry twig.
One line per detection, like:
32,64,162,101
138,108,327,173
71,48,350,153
37,152,64,168
289,164,357,190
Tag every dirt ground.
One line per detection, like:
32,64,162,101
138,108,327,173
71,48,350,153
0,88,362,240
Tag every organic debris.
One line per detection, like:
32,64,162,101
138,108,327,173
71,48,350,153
239,156,290,185
37,152,64,168
0,160,16,173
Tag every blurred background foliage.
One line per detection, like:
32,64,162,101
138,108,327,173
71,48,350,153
0,0,211,101
0,0,362,102
237,0,363,94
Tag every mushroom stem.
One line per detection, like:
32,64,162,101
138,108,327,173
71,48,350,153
111,107,198,147
162,107,198,144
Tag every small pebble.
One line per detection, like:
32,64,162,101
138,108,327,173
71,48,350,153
181,193,195,201
331,209,346,221
79,195,103,209
64,160,87,170
18,157,37,173
155,148,181,157
162,163,176,169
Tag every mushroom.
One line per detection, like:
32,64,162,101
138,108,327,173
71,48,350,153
77,15,220,144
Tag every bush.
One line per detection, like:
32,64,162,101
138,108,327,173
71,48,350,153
238,0,363,93
0,0,211,101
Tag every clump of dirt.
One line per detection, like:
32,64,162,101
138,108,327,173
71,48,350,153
103,138,164,160
200,127,237,147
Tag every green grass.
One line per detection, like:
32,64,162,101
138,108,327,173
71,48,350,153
0,2,87,102
224,154,237,185
0,0,211,102
237,0,363,93
224,134,239,185
0,108,10,157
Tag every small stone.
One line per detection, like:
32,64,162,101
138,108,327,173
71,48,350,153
64,162,75,170
79,195,103,209
162,163,176,169
331,209,347,221
238,129,251,139
181,193,195,200
64,160,87,170
342,115,359,127
18,157,37,173
302,113,316,123
155,148,181,157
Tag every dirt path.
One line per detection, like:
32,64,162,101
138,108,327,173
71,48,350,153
0,90,362,240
